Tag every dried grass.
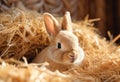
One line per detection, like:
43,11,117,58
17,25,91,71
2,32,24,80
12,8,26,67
0,8,50,61
0,8,120,82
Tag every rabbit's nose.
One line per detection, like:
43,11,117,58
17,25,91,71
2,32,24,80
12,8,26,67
69,55,75,62
68,50,77,63
69,54,76,63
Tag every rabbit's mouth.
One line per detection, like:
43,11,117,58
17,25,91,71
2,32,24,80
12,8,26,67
69,55,76,63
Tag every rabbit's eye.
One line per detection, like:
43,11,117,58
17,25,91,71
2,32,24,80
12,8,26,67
57,42,61,49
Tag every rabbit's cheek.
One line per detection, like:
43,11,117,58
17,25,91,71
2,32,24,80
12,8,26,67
52,52,64,63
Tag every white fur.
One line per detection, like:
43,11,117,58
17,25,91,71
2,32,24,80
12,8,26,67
74,48,85,64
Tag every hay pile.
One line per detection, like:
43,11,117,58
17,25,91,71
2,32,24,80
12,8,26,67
0,8,50,61
0,8,120,82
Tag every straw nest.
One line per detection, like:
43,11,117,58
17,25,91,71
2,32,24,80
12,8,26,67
0,8,120,82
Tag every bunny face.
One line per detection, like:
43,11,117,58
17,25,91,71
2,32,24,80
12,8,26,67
48,30,84,65
33,11,85,65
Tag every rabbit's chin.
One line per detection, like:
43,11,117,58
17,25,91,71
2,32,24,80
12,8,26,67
73,48,85,65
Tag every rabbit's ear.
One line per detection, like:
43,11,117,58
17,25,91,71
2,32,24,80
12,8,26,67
62,11,72,31
44,13,60,36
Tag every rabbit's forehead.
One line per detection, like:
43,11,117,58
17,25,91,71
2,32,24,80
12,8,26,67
56,31,79,47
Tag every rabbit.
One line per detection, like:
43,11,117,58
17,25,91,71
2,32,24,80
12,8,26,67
32,11,85,71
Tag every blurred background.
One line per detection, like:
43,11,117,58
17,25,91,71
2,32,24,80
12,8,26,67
0,0,120,44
